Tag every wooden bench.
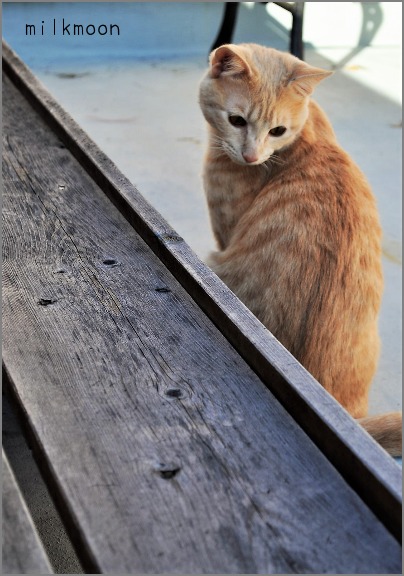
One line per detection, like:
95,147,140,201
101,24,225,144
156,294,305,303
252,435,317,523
2,451,53,574
2,41,402,574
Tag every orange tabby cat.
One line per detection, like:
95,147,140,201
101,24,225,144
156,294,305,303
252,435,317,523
199,43,401,456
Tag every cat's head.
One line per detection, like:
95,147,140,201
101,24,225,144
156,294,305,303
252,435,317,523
199,43,332,166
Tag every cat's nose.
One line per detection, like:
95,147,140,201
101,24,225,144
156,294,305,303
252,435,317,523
242,152,259,164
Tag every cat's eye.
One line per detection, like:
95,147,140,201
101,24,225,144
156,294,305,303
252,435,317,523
269,126,287,137
228,115,247,127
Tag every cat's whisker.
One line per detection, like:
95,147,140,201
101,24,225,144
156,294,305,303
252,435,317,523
259,162,271,174
261,157,281,173
268,154,285,166
210,134,238,158
209,136,230,158
210,136,226,146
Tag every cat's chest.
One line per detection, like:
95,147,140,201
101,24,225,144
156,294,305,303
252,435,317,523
204,164,264,250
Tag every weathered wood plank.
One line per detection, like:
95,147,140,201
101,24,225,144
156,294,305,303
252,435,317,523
2,42,401,543
2,46,402,574
2,450,53,574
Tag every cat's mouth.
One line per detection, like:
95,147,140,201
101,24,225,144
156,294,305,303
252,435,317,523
241,156,270,167
235,153,284,170
231,157,262,167
223,147,271,167
238,150,277,167
230,153,265,167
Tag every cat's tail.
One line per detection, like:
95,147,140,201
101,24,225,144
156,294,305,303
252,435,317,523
358,412,402,457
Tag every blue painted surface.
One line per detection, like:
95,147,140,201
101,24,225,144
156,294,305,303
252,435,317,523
3,2,289,72
3,2,223,70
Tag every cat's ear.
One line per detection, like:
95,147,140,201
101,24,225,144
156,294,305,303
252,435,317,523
289,62,333,96
210,45,251,79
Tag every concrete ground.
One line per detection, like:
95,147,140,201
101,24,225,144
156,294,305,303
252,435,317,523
2,2,401,573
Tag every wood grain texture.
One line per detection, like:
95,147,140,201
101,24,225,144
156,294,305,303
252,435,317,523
2,451,53,574
2,42,401,543
2,50,402,574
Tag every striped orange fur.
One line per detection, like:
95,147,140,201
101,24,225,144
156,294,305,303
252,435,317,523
199,43,401,457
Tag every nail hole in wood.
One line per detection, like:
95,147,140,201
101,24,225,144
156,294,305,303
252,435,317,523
103,259,119,267
37,297,57,306
155,287,171,293
159,467,181,480
165,388,183,398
